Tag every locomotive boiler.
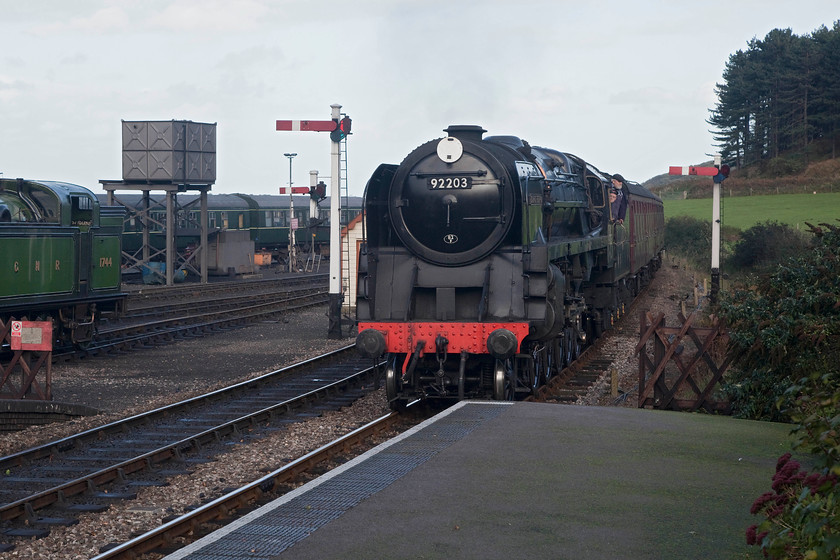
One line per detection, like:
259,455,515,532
355,125,664,408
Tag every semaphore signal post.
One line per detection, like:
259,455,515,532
276,104,351,339
668,155,730,303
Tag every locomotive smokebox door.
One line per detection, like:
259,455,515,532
388,129,515,266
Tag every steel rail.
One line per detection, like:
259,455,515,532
54,290,328,360
89,410,402,560
531,283,653,402
122,285,326,320
0,364,376,522
123,274,329,308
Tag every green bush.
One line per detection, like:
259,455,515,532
720,222,840,422
725,223,840,558
729,220,812,272
763,156,807,178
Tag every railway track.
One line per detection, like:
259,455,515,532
0,346,382,550
54,276,329,361
90,409,422,560
121,274,328,318
530,284,652,404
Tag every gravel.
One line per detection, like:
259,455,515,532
0,258,697,559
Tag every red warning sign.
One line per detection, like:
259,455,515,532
10,321,53,351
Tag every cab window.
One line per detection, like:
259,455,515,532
71,195,94,230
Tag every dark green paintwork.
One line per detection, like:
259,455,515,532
0,235,76,299
91,235,121,290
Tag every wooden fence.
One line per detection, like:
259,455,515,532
636,311,731,413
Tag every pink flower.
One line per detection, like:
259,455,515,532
746,525,758,545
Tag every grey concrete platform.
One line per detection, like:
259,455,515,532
163,401,792,560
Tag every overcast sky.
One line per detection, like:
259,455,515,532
1,1,837,196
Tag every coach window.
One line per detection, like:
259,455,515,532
221,211,229,229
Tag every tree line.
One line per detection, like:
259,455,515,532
708,22,840,169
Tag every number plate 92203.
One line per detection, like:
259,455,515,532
427,177,472,189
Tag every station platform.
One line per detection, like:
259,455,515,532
163,401,792,560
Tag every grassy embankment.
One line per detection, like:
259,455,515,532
663,192,840,231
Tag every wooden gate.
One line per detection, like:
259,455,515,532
636,311,731,413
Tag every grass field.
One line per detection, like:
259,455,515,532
663,192,840,231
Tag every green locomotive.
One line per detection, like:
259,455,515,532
1,178,125,347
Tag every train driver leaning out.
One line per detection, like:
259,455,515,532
609,174,628,225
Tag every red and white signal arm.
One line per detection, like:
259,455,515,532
10,321,53,351
275,120,336,132
668,166,718,176
279,186,310,194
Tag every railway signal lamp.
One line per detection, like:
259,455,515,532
310,181,327,201
330,117,352,142
713,164,730,184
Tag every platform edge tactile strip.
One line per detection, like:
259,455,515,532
162,401,511,560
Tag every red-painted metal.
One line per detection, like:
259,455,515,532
10,321,53,352
278,186,310,194
275,120,336,132
358,321,530,356
668,165,718,176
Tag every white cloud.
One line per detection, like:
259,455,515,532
146,0,272,32
30,6,131,35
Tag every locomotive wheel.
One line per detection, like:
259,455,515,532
385,361,405,410
493,359,514,401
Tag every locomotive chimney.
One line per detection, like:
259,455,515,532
445,125,486,143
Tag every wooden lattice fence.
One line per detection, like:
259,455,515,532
636,311,731,413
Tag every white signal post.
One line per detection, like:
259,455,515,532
711,154,722,288
328,104,342,339
668,154,728,303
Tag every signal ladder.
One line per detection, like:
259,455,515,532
337,123,353,331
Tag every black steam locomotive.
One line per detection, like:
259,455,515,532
355,125,664,408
